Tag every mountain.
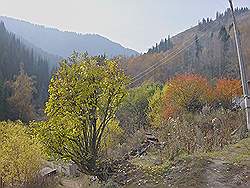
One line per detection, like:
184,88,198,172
0,16,139,58
125,7,250,85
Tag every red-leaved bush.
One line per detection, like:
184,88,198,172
162,74,213,118
215,79,242,108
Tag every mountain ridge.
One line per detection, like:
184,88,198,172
0,16,139,58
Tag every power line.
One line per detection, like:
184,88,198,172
129,1,228,85
130,22,219,85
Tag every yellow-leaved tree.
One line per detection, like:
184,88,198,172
0,121,44,186
34,53,129,181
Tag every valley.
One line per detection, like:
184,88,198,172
0,1,250,188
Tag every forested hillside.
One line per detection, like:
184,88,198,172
0,16,139,58
19,37,60,71
0,22,50,121
125,7,250,85
147,35,174,54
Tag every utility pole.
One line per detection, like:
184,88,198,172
229,0,250,131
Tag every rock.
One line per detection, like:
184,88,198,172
40,167,57,177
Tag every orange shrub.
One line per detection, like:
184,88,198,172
215,79,242,107
162,74,213,118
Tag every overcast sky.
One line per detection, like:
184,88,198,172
1,0,250,52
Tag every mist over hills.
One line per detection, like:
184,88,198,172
0,16,139,58
18,35,61,70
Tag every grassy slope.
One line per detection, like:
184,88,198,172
203,136,250,165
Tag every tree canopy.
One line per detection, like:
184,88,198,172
35,53,129,180
117,83,160,133
6,65,36,122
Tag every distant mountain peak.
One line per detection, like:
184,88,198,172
0,16,139,58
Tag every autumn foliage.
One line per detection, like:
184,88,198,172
0,121,44,186
148,74,243,122
215,79,242,107
162,74,213,118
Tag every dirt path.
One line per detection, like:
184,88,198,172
162,158,250,188
205,159,250,188
55,158,250,188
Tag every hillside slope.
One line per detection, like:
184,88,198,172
0,16,139,58
19,36,60,70
0,22,50,119
125,8,250,85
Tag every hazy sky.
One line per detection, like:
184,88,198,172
1,0,250,52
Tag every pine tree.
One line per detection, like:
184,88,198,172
195,35,202,59
147,35,174,54
167,35,173,50
218,26,231,77
159,39,164,52
155,43,159,53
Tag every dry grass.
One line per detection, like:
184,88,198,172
155,109,246,161
202,136,250,165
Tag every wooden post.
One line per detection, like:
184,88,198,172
229,0,250,131
246,81,250,132
247,81,250,95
